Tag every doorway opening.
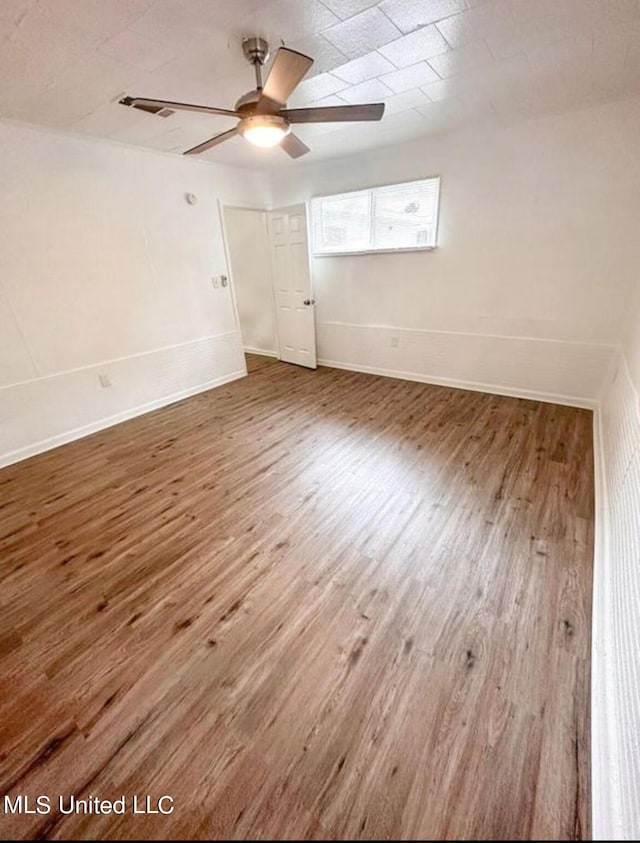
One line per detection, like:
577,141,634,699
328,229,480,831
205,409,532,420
222,204,317,369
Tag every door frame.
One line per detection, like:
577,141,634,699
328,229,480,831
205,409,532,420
218,201,281,361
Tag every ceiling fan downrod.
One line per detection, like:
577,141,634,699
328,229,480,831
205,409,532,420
242,37,270,91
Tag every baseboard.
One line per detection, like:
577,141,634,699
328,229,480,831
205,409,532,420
317,357,597,410
244,347,278,358
590,405,619,840
0,369,246,469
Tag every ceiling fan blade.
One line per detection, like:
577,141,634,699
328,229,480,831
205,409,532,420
120,96,238,118
281,103,385,123
259,47,314,109
184,128,238,155
280,132,310,159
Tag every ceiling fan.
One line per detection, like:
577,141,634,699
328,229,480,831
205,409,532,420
119,37,385,158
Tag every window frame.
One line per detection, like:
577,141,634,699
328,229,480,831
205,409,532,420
310,175,441,258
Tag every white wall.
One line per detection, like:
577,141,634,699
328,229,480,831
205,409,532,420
0,120,271,466
593,284,640,840
270,98,640,405
223,206,277,357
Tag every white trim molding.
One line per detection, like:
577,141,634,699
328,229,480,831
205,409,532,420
591,403,623,839
0,370,245,469
592,347,640,839
243,346,278,358
318,357,598,409
0,332,246,468
317,321,614,409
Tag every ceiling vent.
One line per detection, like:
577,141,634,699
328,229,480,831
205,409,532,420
119,97,174,117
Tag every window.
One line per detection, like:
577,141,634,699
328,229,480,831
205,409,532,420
311,177,440,256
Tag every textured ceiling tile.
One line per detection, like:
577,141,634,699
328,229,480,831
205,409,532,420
320,0,381,20
99,29,183,73
323,7,402,59
339,78,394,103
0,0,35,23
593,18,640,80
315,106,428,140
0,24,11,49
290,34,349,76
4,0,640,167
484,9,582,61
507,0,571,27
111,114,213,145
129,0,256,33
379,0,468,34
130,3,240,57
132,132,184,153
303,94,350,108
525,33,593,74
144,121,240,156
381,61,441,92
72,101,145,137
287,72,349,105
421,78,456,101
290,123,328,140
435,13,476,48
383,87,432,114
414,97,459,119
0,17,91,95
332,51,396,84
130,39,250,103
8,57,136,127
374,108,431,129
19,52,141,127
249,0,339,43
33,0,155,42
379,24,450,68
434,3,518,49
428,42,495,78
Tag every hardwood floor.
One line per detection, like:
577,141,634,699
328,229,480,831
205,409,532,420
0,355,593,840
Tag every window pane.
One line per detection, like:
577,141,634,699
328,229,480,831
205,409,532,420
312,191,372,254
311,177,440,255
372,178,439,250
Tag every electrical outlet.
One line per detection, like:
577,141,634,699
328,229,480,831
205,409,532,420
98,374,112,388
390,336,399,348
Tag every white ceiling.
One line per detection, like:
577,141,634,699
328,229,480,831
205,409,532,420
2,0,640,168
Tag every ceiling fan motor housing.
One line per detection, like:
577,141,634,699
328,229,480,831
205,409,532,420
234,89,262,114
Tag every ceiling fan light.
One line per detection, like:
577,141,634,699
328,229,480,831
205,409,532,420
239,114,290,148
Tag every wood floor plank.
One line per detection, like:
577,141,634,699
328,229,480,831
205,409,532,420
0,355,593,840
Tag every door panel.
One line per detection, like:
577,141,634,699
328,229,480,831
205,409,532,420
268,205,317,369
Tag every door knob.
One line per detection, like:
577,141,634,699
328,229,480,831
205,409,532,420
303,298,315,305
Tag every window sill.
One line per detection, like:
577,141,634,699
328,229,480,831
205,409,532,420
312,246,438,257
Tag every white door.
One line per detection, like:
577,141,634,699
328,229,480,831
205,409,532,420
268,204,317,369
